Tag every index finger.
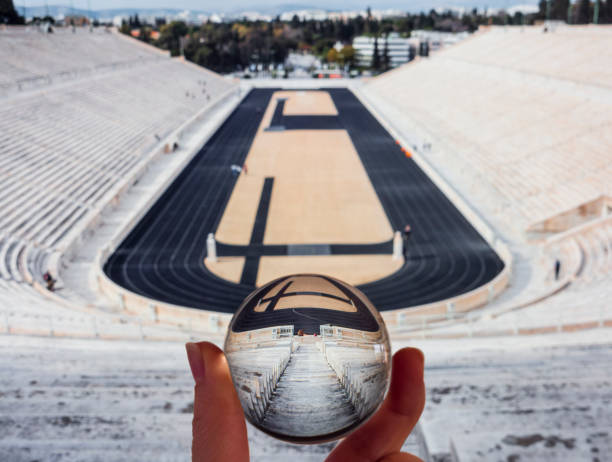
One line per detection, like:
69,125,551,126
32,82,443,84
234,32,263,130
326,347,426,462
186,341,249,462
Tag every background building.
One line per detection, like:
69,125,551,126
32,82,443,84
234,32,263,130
353,33,415,68
410,29,469,51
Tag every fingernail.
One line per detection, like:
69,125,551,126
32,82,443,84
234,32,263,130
186,342,205,382
413,348,425,370
414,348,425,369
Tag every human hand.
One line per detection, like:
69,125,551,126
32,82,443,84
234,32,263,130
186,342,425,462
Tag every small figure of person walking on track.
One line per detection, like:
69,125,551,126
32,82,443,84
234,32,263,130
554,259,561,281
43,271,56,292
403,224,412,240
403,224,412,257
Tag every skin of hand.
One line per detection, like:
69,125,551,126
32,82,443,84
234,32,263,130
186,342,426,462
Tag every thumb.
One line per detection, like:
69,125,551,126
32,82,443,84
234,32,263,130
186,342,249,462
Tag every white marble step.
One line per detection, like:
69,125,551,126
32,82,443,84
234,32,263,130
262,343,358,438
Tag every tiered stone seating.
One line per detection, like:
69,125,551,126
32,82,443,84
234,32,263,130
0,27,237,336
440,25,612,87
0,27,165,94
415,217,612,337
0,59,230,252
501,219,611,328
403,334,612,461
0,232,199,339
366,26,612,234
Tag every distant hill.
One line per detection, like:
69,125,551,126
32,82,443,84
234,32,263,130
14,2,539,20
13,5,208,19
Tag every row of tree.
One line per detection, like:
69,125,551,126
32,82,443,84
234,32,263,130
1,0,24,24
117,3,612,74
121,9,484,74
537,0,612,23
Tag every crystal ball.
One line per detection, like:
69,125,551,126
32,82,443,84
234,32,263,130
224,274,391,443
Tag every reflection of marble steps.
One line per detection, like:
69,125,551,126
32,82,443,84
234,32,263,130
262,343,358,437
250,428,425,461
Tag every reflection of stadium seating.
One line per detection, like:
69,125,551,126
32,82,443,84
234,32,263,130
226,319,388,439
323,340,387,420
226,343,292,423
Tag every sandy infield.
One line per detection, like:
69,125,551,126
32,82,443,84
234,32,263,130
209,90,400,286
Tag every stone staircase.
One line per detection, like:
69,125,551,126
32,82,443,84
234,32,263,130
262,341,358,438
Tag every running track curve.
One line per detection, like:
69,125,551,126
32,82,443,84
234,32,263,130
104,88,504,313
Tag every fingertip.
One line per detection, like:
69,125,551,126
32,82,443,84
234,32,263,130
392,348,424,376
186,342,205,383
188,342,249,461
190,341,243,429
388,348,426,417
191,340,224,356
186,342,224,383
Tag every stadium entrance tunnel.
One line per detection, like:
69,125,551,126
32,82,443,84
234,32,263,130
103,88,504,314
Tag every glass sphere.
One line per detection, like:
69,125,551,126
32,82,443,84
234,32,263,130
224,274,391,443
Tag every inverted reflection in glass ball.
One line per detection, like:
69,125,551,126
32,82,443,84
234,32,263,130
224,274,391,443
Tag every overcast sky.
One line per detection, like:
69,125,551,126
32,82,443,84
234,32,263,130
20,1,537,13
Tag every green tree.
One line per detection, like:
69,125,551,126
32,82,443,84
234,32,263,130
372,36,381,70
290,14,300,28
577,0,592,22
353,15,365,36
326,47,338,63
551,0,570,19
382,35,390,71
108,9,523,75
537,0,548,19
0,0,24,24
157,21,189,56
604,0,612,22
119,19,131,35
340,45,356,68
192,45,214,67
140,27,152,43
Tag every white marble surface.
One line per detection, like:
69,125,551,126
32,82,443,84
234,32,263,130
2,331,610,461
